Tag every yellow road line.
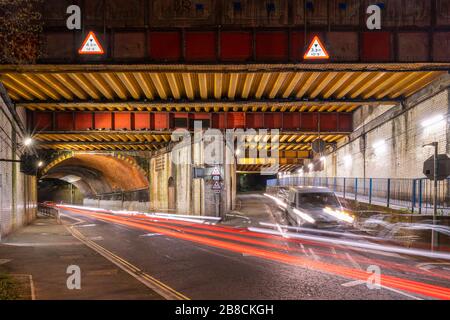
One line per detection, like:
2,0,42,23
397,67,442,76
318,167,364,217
65,225,190,300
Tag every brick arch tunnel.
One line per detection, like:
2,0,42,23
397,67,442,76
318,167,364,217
39,154,149,205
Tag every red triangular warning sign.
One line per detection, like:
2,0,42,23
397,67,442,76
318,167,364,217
211,167,221,176
79,31,104,55
304,36,329,60
212,181,222,190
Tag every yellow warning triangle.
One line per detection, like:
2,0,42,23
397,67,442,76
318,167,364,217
79,31,104,55
304,36,330,60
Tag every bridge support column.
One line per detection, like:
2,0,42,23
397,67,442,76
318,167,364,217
149,137,236,217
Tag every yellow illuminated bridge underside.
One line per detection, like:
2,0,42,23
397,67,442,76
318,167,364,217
0,64,446,170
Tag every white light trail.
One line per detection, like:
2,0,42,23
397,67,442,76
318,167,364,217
248,227,450,261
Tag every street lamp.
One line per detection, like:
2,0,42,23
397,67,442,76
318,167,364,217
37,161,44,168
23,137,33,147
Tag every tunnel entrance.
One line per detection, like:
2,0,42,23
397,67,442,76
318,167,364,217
237,173,276,193
38,178,83,205
40,153,149,206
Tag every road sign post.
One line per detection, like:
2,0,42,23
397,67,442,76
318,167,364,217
432,142,438,251
422,142,450,251
210,167,223,217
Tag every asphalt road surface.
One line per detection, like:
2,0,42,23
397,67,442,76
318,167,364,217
55,194,450,300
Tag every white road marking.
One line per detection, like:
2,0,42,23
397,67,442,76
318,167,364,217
77,224,97,228
345,253,362,270
11,274,36,300
87,236,104,241
2,242,84,247
140,233,162,237
341,279,423,300
308,249,320,261
300,244,308,256
416,262,450,273
0,259,12,265
341,280,366,287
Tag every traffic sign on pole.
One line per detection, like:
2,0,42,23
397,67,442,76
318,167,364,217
211,167,221,176
212,181,222,191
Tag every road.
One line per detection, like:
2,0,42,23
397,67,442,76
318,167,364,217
55,194,450,300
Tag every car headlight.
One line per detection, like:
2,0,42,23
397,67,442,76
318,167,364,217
293,208,316,224
323,207,354,223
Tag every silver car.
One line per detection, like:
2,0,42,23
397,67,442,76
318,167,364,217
284,187,355,228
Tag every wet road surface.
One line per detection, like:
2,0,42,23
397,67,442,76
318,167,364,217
55,194,450,300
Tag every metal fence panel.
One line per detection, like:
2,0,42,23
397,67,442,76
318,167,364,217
270,177,450,215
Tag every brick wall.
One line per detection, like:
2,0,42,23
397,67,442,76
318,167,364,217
304,87,449,180
0,97,37,239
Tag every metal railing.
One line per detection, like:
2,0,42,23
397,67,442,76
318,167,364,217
37,204,60,223
86,188,149,202
268,177,450,215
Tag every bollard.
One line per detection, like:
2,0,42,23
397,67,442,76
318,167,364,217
343,178,346,199
418,179,423,215
387,178,391,208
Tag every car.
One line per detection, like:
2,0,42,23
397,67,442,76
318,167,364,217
284,187,355,228
276,187,289,203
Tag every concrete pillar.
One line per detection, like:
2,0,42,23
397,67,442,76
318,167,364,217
148,135,236,217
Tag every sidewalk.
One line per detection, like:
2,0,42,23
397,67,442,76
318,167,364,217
0,215,162,300
224,193,287,228
335,191,450,215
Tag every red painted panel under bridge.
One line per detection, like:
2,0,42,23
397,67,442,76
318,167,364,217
338,114,353,132
320,113,338,132
33,112,53,131
55,113,74,131
134,112,151,130
302,113,319,131
114,112,132,130
212,113,227,129
264,113,283,129
148,32,182,61
153,113,170,130
255,31,289,61
75,113,93,130
94,113,113,130
185,32,217,62
31,111,354,133
282,113,301,130
220,31,253,61
246,113,264,129
362,32,392,62
227,113,246,129
290,32,305,61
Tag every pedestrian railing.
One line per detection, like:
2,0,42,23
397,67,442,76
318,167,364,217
37,203,61,223
267,177,450,215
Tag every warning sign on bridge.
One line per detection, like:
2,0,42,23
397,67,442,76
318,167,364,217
212,181,222,191
211,167,221,176
304,36,329,60
79,31,104,55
